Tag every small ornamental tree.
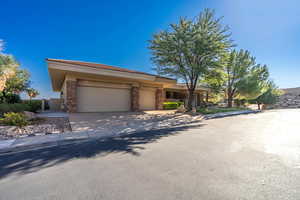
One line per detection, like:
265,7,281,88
26,88,39,101
149,9,233,110
255,81,282,110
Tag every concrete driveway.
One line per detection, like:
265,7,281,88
1,109,300,199
69,111,202,135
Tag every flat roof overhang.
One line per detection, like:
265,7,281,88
164,84,209,92
47,60,177,91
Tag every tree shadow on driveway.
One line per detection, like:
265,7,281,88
0,122,206,179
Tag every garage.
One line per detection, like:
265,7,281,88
76,82,131,112
139,87,156,110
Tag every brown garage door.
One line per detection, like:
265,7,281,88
139,87,156,110
77,86,131,112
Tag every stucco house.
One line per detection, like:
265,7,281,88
47,59,209,112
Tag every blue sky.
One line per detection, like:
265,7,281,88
1,0,300,98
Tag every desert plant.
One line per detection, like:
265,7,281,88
2,112,29,127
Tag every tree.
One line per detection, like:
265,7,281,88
26,88,39,101
204,49,269,107
254,81,282,110
149,9,233,110
0,54,18,92
0,43,32,103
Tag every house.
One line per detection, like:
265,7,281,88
47,59,209,112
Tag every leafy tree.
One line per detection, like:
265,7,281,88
149,9,233,110
0,54,18,92
0,43,33,103
203,49,269,107
26,88,39,101
236,64,269,100
254,81,282,110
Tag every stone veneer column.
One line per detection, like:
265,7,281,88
131,86,139,111
155,88,164,110
66,80,77,113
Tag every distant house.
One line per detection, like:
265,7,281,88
47,59,209,112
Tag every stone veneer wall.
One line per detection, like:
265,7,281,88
66,80,77,112
155,88,164,110
131,86,139,111
274,87,300,108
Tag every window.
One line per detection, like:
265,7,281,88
173,92,179,99
166,91,171,98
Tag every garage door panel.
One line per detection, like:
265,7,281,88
139,88,156,110
77,86,130,112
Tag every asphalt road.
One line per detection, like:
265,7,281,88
1,109,300,200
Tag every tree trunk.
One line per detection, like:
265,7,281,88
227,97,233,108
186,90,195,111
226,88,234,108
227,90,233,108
257,103,261,110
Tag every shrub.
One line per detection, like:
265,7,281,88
234,99,247,107
2,112,29,127
23,100,42,112
0,94,22,104
0,103,30,116
163,102,184,110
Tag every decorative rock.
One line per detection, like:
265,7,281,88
23,111,37,120
192,107,197,113
177,105,186,113
274,87,300,109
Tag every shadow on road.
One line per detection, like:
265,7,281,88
0,122,205,179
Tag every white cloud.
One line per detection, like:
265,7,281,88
0,39,3,52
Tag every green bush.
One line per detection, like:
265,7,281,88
23,100,42,112
2,112,29,127
234,99,247,107
163,102,184,110
0,103,31,116
0,93,21,104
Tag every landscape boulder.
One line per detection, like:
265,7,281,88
23,111,37,120
176,105,187,113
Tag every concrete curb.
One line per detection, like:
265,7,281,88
204,110,261,120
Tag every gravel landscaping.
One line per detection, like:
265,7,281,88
0,117,71,140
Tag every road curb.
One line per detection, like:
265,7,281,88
204,110,261,120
